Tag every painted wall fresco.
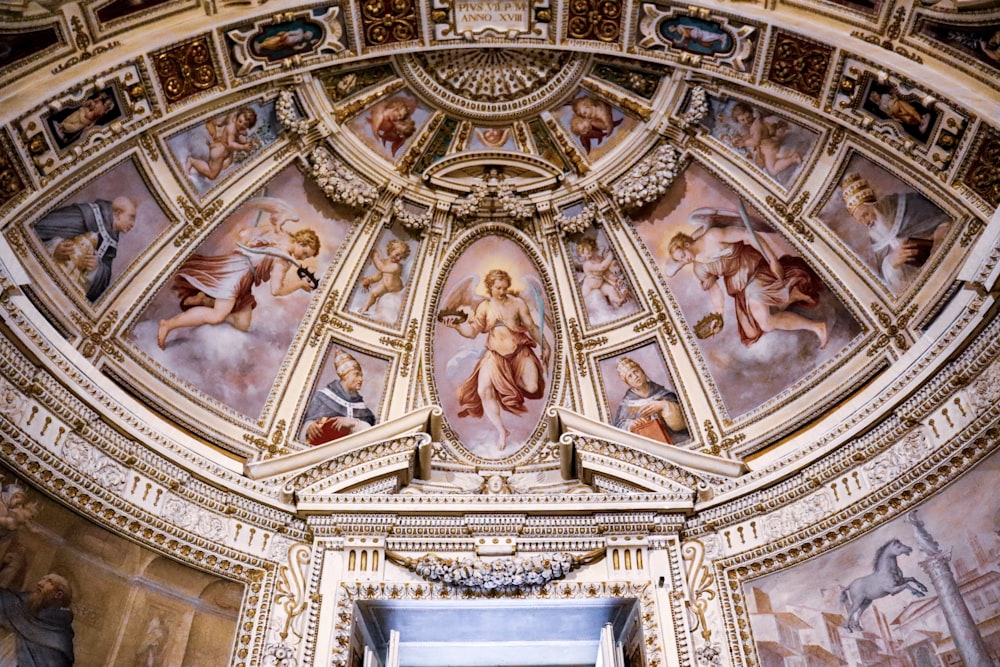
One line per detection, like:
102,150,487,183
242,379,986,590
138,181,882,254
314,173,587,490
598,343,689,445
434,235,554,458
820,0,880,13
859,79,938,146
94,0,175,23
916,20,1000,71
747,447,1000,666
164,99,280,197
553,92,634,162
319,62,397,104
468,126,517,151
248,19,323,61
816,153,953,295
0,464,242,666
45,86,123,152
631,163,862,417
566,225,639,327
299,343,389,446
659,16,735,55
130,164,355,418
702,97,816,186
347,92,432,162
347,222,417,325
0,27,60,71
28,159,171,303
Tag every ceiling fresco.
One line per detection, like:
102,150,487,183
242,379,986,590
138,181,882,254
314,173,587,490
0,0,997,471
0,3,999,667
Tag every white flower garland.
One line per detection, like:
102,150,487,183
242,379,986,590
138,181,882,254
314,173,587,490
306,147,378,209
451,177,490,220
612,144,682,211
392,198,433,232
678,86,709,130
276,90,312,136
495,178,535,220
554,203,597,236
387,549,604,593
451,172,534,222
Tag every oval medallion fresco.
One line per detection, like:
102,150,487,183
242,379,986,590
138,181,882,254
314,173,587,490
433,235,554,460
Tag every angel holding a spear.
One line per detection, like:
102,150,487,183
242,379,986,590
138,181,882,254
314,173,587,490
157,198,320,349
438,268,550,451
666,200,828,348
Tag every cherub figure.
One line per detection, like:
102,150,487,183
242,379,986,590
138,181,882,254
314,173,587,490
726,102,803,177
54,93,116,143
665,23,728,49
186,107,259,181
360,239,411,314
368,97,418,156
575,237,629,308
255,27,320,55
569,97,622,153
477,127,511,149
868,87,932,135
0,483,40,538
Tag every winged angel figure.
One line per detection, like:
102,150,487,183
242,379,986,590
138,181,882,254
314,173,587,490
438,269,551,451
663,202,828,348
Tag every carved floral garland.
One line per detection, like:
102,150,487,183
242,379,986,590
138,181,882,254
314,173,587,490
451,170,534,221
276,90,312,136
306,147,378,209
677,86,709,130
612,144,682,211
392,198,433,232
554,203,598,236
386,548,604,593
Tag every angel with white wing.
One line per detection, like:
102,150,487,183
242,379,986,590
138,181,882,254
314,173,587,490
665,204,828,348
438,269,551,451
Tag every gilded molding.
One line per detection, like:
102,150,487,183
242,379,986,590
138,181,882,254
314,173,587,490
274,543,311,641
152,35,220,105
567,0,623,43
633,290,678,345
173,195,223,247
378,318,419,377
766,31,832,100
681,539,716,642
765,192,813,243
70,309,124,361
867,301,917,356
309,290,354,347
958,124,1000,209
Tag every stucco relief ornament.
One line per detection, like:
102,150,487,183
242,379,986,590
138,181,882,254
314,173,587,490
276,90,312,136
612,144,682,210
554,203,598,236
263,642,298,667
0,377,28,423
763,489,834,539
968,358,1000,410
864,429,933,486
451,168,534,221
386,548,604,593
306,146,378,209
392,198,432,232
161,496,228,541
60,433,128,493
677,86,709,130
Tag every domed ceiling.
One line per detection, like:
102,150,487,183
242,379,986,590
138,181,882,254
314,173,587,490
0,0,998,481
